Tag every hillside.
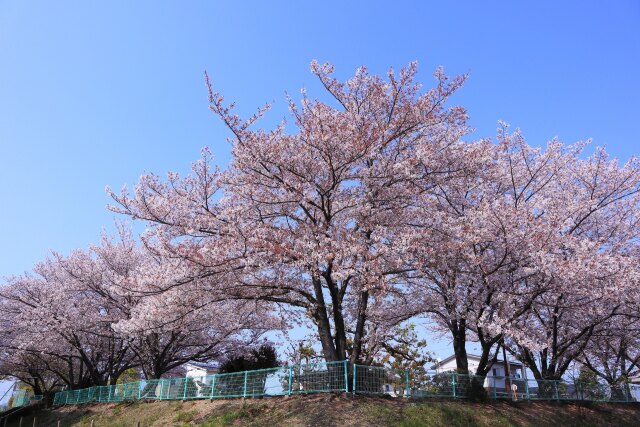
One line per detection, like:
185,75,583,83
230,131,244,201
3,395,640,427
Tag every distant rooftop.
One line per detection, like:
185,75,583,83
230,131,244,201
431,353,523,370
185,361,218,370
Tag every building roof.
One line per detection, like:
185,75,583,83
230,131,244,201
184,361,218,371
430,353,523,370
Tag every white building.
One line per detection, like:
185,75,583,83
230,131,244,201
183,361,219,396
431,353,528,394
184,361,218,379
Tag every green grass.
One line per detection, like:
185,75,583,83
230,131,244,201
174,409,198,423
3,395,640,426
199,403,271,426
366,401,515,427
401,403,514,427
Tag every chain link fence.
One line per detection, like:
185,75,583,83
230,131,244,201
52,361,640,406
351,364,640,402
54,360,348,405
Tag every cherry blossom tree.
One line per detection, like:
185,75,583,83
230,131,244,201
0,306,67,400
578,316,640,399
108,61,471,364
503,145,640,383
0,227,275,392
0,250,137,388
70,228,274,380
405,128,572,376
114,284,275,380
405,122,640,388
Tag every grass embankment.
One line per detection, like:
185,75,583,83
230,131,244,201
5,394,640,426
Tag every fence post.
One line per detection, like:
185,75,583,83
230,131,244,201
344,360,349,394
182,377,188,400
210,375,217,399
405,369,410,398
576,382,582,401
452,373,457,399
288,366,293,396
554,381,559,401
492,377,497,399
243,371,248,398
624,383,630,402
352,363,357,395
525,379,530,401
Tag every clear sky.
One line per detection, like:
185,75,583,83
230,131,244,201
0,1,639,388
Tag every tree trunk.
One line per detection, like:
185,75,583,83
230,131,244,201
451,320,469,374
350,290,369,364
311,276,339,362
473,328,502,377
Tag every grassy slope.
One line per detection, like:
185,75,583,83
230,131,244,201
5,395,640,427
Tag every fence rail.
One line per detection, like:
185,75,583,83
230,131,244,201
52,361,640,406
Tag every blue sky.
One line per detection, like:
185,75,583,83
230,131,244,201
0,1,639,393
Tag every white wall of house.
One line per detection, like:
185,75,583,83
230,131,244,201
486,363,526,389
185,365,211,378
433,357,459,373
432,355,527,390
184,363,218,389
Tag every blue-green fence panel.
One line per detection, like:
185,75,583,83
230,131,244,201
353,364,409,396
410,371,455,398
244,366,288,397
290,360,346,394
52,361,640,406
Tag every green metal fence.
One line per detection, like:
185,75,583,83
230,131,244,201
351,364,640,402
54,360,348,405
53,361,640,406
